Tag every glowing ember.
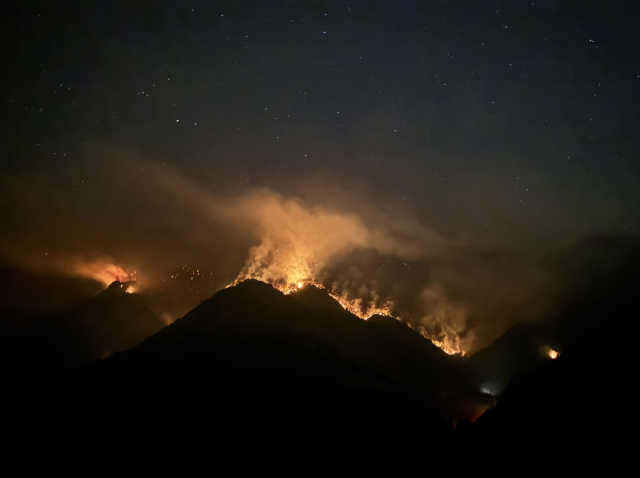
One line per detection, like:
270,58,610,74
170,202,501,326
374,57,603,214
540,345,560,359
263,278,319,296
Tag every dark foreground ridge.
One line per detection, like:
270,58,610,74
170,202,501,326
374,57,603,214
0,276,162,381
458,235,639,462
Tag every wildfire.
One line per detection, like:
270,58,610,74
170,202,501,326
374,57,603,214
228,192,462,355
428,337,463,356
326,291,394,320
72,257,137,288
540,345,560,359
232,274,462,355
263,278,320,295
232,271,395,320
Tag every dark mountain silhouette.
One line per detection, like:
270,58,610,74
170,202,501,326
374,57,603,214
467,319,557,396
458,234,639,461
54,280,163,361
459,329,633,464
467,234,640,393
0,263,103,315
0,279,162,381
11,280,493,454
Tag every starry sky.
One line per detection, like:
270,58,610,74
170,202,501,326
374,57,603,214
2,0,639,352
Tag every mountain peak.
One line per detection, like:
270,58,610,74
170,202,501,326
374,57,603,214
289,283,351,315
102,280,137,296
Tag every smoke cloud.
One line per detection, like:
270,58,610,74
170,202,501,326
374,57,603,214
0,148,559,353
230,189,445,283
71,257,133,287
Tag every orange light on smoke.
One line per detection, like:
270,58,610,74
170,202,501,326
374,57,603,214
73,257,132,287
540,345,560,359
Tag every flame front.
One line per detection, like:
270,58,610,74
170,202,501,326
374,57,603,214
229,193,463,355
235,272,461,355
232,272,461,355
540,345,560,359
428,337,462,356
233,250,396,322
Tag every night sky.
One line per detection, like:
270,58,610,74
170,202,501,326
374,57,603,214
2,1,639,354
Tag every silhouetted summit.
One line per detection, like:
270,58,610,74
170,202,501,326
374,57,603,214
459,235,640,461
29,279,488,448
101,280,137,295
289,282,352,315
100,280,472,402
0,279,161,380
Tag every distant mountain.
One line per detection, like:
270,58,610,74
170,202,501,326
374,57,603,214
458,235,639,461
0,279,162,380
0,263,103,315
467,234,640,396
461,326,633,463
55,280,163,362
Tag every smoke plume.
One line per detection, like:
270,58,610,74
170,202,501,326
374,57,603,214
0,148,558,353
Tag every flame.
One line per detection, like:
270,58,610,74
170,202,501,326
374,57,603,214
231,272,395,321
409,289,467,356
232,246,463,354
229,192,462,355
428,337,463,356
261,278,317,295
540,345,560,359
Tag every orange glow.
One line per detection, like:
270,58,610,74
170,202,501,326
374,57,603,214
428,337,463,356
326,291,394,320
72,257,135,287
228,191,462,355
232,276,395,321
232,276,463,355
159,312,175,326
409,289,467,356
230,190,442,289
263,279,318,296
540,345,560,359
